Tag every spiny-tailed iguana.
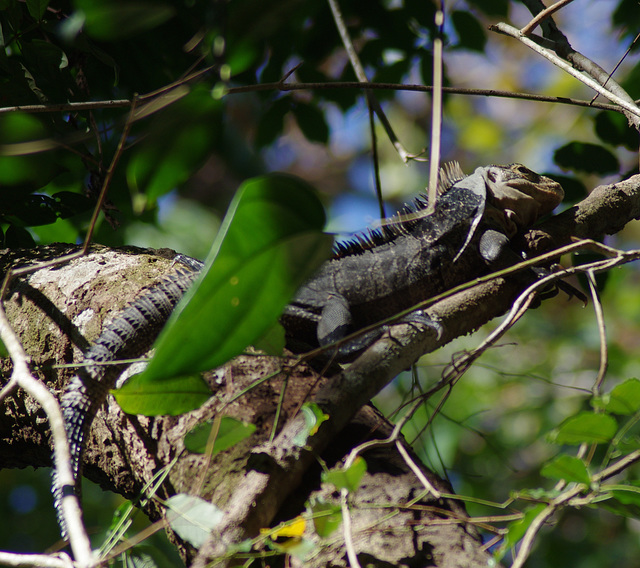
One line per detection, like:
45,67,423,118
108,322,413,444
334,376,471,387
52,162,564,537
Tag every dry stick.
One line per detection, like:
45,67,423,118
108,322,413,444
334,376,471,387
340,488,361,568
0,82,627,120
520,0,574,36
491,23,640,123
366,95,385,220
0,307,94,566
0,550,74,568
426,4,445,214
326,0,416,162
82,96,139,252
232,80,631,112
590,31,640,106
587,270,608,396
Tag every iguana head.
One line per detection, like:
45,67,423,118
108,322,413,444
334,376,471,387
479,163,564,236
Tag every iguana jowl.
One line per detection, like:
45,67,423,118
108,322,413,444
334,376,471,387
52,163,564,536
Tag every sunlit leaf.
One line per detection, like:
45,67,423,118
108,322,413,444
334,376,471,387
184,416,256,454
601,378,640,415
262,516,306,539
308,497,342,538
540,454,590,485
495,504,546,561
165,494,224,548
322,457,367,493
113,374,210,416
138,174,331,382
294,403,330,447
547,412,617,445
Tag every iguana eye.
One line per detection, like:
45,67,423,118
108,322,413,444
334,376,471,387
514,164,535,177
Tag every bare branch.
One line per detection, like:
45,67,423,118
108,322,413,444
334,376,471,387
0,306,93,565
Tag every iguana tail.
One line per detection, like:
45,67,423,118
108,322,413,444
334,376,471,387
52,255,203,538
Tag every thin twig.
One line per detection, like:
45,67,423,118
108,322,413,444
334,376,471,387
491,23,640,122
81,96,139,252
426,4,445,213
520,0,574,36
587,270,608,396
340,488,362,568
395,440,441,499
366,96,385,220
326,0,415,161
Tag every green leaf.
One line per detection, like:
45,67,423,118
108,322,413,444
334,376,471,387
165,494,224,548
26,0,49,20
594,112,639,151
540,454,590,485
127,89,222,201
139,174,331,382
495,504,546,561
75,0,175,41
292,103,329,145
0,113,57,191
184,416,256,454
547,412,617,445
599,378,640,415
553,142,619,175
607,482,640,507
308,497,342,538
451,11,487,52
256,98,291,148
321,457,367,493
266,536,316,560
293,403,330,447
113,374,210,416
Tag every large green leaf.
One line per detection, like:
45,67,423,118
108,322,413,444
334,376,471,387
138,174,331,383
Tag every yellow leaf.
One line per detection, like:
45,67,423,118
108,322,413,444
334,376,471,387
261,516,307,539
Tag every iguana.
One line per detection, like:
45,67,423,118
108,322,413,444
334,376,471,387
51,162,564,537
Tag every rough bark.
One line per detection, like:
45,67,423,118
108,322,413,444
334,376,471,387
0,243,494,568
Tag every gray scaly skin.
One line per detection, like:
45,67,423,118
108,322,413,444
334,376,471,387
280,163,564,357
52,163,564,536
